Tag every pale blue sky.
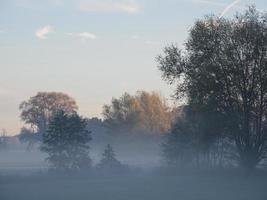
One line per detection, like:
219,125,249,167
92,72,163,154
0,0,266,135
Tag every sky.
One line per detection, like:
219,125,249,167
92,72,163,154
0,0,266,135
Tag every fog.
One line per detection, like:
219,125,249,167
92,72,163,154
0,135,162,174
1,172,267,200
1,136,267,200
1,4,267,200
0,148,157,175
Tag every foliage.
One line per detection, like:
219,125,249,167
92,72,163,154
162,106,229,168
0,129,8,151
18,127,41,150
103,91,174,136
157,7,267,169
41,111,91,171
19,92,78,135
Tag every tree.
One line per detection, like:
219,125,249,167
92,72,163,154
162,106,229,168
137,91,175,134
19,92,78,135
86,117,108,142
162,114,195,168
103,91,174,136
18,127,41,150
97,144,121,169
41,111,91,171
0,129,8,151
157,7,267,169
103,93,142,134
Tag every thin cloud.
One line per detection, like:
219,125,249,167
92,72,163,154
78,0,140,14
68,32,97,40
219,0,241,18
35,25,53,39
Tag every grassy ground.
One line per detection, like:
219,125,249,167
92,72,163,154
1,172,267,200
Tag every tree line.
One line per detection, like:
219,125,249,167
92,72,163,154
18,91,174,171
13,6,267,172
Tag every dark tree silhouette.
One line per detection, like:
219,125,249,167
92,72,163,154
157,7,267,170
41,111,91,171
0,129,8,151
163,106,229,168
98,144,121,169
18,127,41,150
162,114,195,168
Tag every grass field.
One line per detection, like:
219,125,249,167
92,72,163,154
1,172,267,200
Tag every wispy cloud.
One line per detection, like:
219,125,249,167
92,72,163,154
35,25,53,39
219,0,241,18
78,0,140,14
191,0,242,18
68,32,97,40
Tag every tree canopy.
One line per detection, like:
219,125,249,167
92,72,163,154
19,92,78,135
103,91,174,136
157,7,267,169
41,111,91,171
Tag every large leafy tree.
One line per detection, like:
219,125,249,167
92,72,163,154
103,93,141,134
157,7,267,169
41,111,91,171
19,92,78,135
103,91,174,136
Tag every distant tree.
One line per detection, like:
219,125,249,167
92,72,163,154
103,91,174,136
157,7,267,170
0,129,8,151
19,92,78,136
97,144,121,169
18,127,40,150
41,111,91,171
137,91,175,134
103,93,141,134
86,117,104,130
86,118,105,134
162,116,195,168
86,117,108,142
162,106,228,168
